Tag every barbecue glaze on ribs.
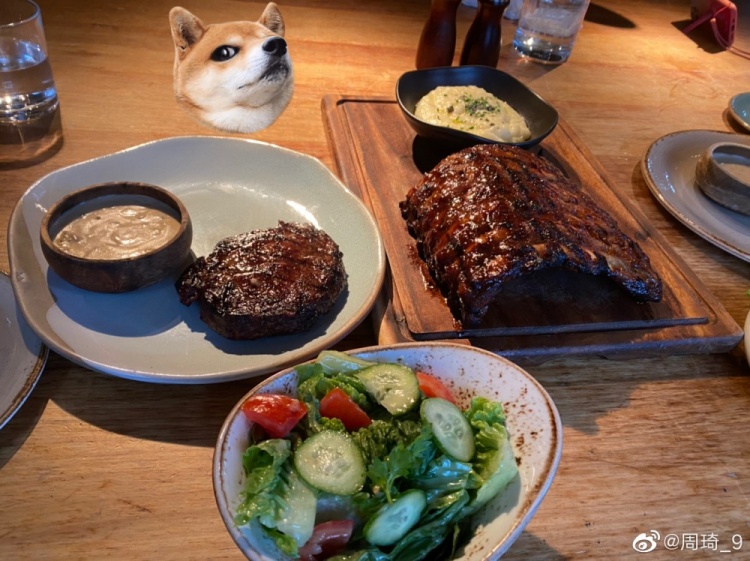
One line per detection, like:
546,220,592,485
400,144,662,326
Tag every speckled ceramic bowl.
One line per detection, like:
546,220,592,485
40,181,192,293
696,142,750,216
214,342,562,561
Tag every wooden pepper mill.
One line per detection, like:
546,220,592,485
460,0,510,67
415,0,462,69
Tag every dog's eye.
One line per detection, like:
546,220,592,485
210,45,239,62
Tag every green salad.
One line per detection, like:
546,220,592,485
234,350,518,561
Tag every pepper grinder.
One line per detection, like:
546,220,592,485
459,0,509,67
415,0,462,69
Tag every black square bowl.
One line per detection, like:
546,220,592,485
396,65,558,150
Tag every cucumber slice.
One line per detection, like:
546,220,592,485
356,363,420,416
294,430,366,495
363,489,427,547
316,350,375,373
420,398,475,462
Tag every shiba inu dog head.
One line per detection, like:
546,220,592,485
169,3,294,133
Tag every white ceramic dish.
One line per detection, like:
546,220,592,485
642,130,750,263
729,92,750,133
0,271,48,430
8,137,385,384
214,342,563,561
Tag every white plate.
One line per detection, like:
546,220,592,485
214,343,563,561
0,271,48,429
642,130,750,263
8,137,385,384
729,92,750,132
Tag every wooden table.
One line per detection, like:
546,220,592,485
2,1,749,559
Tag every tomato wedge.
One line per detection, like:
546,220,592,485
319,387,372,431
416,371,457,404
298,519,355,561
240,394,307,438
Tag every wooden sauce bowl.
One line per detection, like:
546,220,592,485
40,181,192,292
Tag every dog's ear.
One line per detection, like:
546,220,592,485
259,2,285,37
169,7,206,61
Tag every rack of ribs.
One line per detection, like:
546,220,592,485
399,144,662,327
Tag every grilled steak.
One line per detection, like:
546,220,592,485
400,144,662,326
176,221,347,339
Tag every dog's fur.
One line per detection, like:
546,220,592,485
169,3,294,133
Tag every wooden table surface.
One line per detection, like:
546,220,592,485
2,1,749,559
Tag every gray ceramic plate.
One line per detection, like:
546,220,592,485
8,137,385,384
0,271,48,429
642,130,750,263
729,92,750,132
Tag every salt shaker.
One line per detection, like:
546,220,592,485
416,0,462,69
459,0,509,67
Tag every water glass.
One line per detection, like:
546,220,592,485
0,0,61,165
512,0,591,64
504,0,524,21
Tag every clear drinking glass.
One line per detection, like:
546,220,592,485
0,0,61,165
512,0,591,64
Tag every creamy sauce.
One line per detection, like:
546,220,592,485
415,85,531,143
53,204,181,260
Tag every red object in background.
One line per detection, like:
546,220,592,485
683,0,748,58
241,394,308,438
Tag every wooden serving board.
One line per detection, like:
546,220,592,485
321,95,743,362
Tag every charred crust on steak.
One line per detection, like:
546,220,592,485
400,144,662,326
176,221,347,340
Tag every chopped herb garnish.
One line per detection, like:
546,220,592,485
461,95,500,118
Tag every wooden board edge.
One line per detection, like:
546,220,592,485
321,95,397,341
388,275,742,363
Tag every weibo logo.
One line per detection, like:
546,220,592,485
632,530,660,553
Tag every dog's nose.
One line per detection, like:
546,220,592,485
262,36,287,57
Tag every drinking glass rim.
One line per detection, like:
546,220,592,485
0,0,41,30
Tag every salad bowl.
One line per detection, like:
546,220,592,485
213,342,562,560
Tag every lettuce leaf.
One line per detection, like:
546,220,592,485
235,438,317,556
462,396,518,514
416,455,477,493
236,439,291,523
352,419,423,466
464,396,508,480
